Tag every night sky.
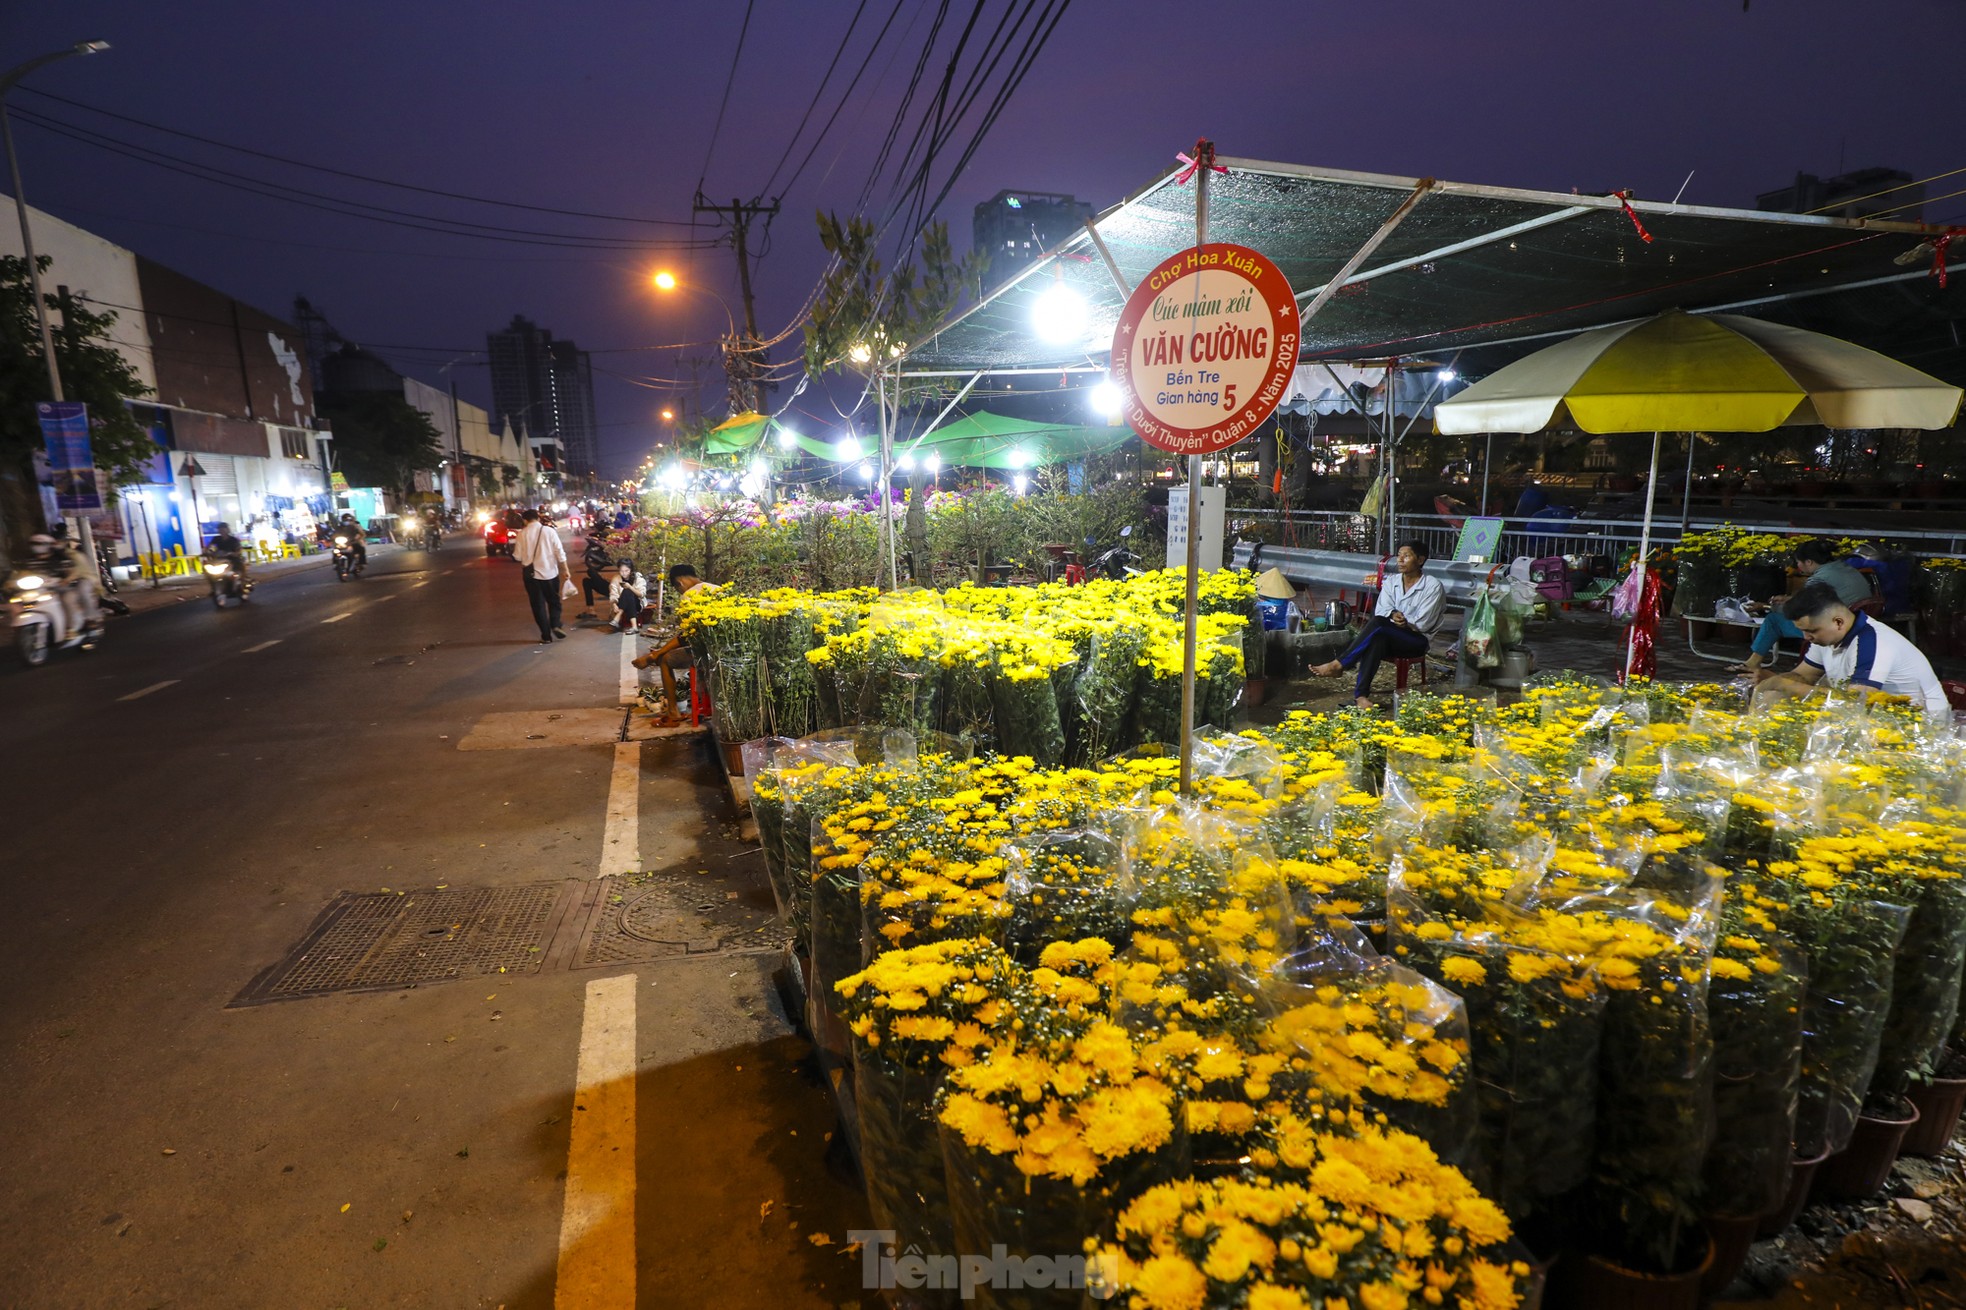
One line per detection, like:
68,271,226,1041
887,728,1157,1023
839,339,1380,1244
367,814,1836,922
3,0,1956,478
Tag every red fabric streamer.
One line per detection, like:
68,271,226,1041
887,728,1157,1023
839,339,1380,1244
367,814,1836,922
1616,191,1655,245
1619,567,1662,683
1173,138,1227,186
1933,232,1956,289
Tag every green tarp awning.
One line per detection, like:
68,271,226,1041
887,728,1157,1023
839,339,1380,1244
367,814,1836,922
696,407,1132,468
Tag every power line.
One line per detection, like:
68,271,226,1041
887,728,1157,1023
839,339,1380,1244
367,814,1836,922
696,0,759,194
12,109,718,251
757,0,873,199
18,87,698,228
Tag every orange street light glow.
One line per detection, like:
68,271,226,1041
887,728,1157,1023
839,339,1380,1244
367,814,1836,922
652,271,677,291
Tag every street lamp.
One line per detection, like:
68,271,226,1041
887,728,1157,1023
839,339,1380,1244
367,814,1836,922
3,39,111,403
649,269,736,335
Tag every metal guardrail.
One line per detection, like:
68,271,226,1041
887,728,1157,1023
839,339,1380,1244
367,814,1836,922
1228,542,1498,607
1229,508,1966,564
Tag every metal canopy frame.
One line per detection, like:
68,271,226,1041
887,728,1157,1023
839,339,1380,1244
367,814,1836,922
901,156,1951,379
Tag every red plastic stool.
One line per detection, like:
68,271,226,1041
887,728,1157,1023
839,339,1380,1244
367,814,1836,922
1393,657,1428,692
687,660,713,727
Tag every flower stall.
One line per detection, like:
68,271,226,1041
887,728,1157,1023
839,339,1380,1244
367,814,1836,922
738,669,1966,1309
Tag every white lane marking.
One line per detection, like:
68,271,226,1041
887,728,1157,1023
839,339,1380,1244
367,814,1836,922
618,636,638,706
555,973,636,1310
377,594,398,603
117,680,179,702
600,743,641,877
242,640,281,654
321,612,353,624
411,579,430,589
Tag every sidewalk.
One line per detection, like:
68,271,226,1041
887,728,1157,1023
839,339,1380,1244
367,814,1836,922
108,547,344,617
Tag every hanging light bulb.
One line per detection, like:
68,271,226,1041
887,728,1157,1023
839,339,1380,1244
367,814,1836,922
1030,280,1088,344
776,427,799,449
1090,378,1124,416
835,434,862,461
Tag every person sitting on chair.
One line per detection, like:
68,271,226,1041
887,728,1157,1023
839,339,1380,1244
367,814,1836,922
1310,541,1446,709
630,564,721,724
1734,539,1872,678
1751,582,1948,722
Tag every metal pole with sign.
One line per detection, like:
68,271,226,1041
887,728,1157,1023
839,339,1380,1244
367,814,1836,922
1110,141,1298,793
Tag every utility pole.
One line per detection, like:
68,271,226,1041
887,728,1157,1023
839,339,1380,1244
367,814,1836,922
692,194,780,413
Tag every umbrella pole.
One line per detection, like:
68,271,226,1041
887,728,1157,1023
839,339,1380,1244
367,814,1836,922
1680,431,1697,531
1626,428,1663,680
1480,432,1492,516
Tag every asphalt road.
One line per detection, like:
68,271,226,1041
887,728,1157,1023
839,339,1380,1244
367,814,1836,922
0,537,870,1309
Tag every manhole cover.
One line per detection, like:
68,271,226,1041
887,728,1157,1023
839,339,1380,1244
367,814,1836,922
232,883,571,1005
574,872,788,967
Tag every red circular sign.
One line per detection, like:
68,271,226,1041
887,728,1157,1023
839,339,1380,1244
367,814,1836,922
1110,242,1298,455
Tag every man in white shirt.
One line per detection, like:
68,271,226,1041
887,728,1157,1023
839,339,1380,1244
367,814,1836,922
512,507,568,643
1310,541,1447,709
1752,582,1950,722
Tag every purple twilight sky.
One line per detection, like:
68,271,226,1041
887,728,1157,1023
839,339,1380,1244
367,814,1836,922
2,0,1956,477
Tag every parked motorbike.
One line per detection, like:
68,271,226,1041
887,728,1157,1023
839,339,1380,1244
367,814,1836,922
1090,525,1143,580
331,533,364,581
1090,543,1143,580
8,569,104,667
203,551,253,608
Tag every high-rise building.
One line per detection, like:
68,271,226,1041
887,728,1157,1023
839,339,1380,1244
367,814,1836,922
972,190,1095,293
1756,167,1922,222
486,315,599,481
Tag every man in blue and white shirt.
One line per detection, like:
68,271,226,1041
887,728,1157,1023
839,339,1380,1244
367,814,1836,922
1753,582,1948,722
1311,541,1447,709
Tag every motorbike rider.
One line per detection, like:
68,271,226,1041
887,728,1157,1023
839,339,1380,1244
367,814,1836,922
28,525,99,633
334,512,368,568
207,521,249,583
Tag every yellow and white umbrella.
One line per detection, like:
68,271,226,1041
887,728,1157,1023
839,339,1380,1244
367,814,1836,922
1435,309,1962,673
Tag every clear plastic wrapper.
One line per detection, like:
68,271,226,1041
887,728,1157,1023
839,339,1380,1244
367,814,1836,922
855,1050,959,1309
1388,851,1609,1229
773,737,864,955
988,663,1066,765
993,828,1131,966
1788,898,1914,1157
707,649,771,743
1874,877,1966,1097
1073,622,1145,765
739,737,797,923
1703,929,1805,1219
1258,948,1477,1165
938,1130,1182,1310
937,655,996,753
1561,861,1720,1273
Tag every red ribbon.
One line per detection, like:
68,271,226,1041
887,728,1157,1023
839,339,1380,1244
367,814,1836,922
1934,232,1956,289
1173,138,1227,186
1616,190,1655,245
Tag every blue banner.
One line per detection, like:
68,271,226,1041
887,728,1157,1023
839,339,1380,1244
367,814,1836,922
38,401,103,511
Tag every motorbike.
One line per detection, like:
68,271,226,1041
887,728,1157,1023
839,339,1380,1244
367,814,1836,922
331,533,365,581
9,569,104,667
203,550,253,608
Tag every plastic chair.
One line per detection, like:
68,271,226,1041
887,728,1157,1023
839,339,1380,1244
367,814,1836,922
687,660,713,727
1393,657,1428,692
